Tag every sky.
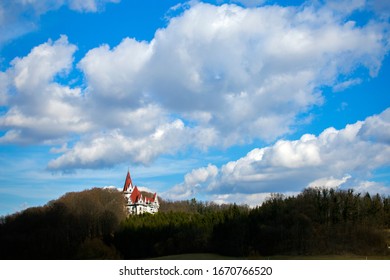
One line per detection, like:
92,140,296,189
0,0,390,216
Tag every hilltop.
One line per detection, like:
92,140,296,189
1,187,390,259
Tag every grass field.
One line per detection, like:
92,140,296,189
259,255,390,260
151,253,390,260
151,253,239,260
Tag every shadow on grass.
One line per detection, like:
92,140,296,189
151,253,390,260
150,253,242,260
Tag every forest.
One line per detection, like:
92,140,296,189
1,187,390,259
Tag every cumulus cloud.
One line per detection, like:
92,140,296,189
205,191,300,207
308,175,352,189
77,2,389,146
47,120,190,170
0,72,9,105
165,164,219,199
1,1,390,170
166,109,390,203
47,118,219,171
79,38,153,105
0,36,92,144
351,180,390,196
359,108,390,144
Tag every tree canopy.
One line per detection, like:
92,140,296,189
1,187,390,259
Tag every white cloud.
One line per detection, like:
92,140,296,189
167,109,390,202
1,2,390,171
359,107,390,144
47,119,190,170
46,117,220,171
0,72,9,106
11,36,76,92
267,134,322,168
75,1,389,148
333,78,362,92
158,3,386,137
0,36,92,144
78,38,153,104
206,191,300,207
102,185,120,191
308,175,352,189
50,143,69,154
351,180,390,195
184,164,219,186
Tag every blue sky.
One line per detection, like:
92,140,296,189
1,0,390,216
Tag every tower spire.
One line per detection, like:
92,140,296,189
123,169,133,192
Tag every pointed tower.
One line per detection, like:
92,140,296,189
122,169,159,215
123,170,134,214
123,170,134,192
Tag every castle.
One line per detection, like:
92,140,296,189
122,170,159,215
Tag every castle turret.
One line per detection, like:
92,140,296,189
123,170,133,192
122,170,159,215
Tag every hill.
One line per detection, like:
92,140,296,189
1,187,390,259
0,188,126,259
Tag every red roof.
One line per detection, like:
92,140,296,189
123,171,158,204
129,186,157,204
130,186,142,203
144,193,157,203
123,170,133,192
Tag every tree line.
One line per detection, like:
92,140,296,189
1,187,390,259
0,188,126,259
